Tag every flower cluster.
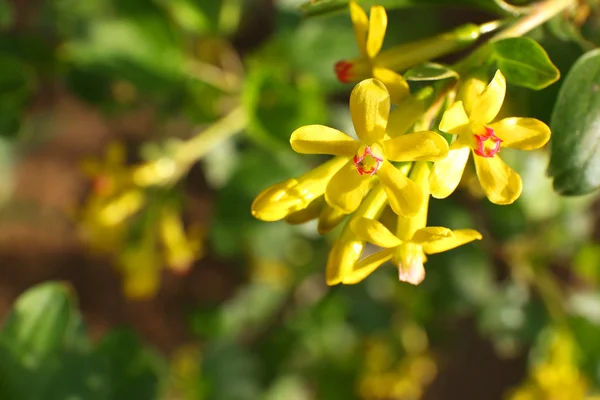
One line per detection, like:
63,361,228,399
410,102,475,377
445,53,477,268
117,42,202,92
251,2,551,286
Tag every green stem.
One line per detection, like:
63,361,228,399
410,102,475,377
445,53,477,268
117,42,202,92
174,106,246,170
134,106,247,187
455,0,576,73
490,0,576,41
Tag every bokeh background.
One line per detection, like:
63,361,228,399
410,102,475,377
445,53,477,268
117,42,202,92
0,0,599,399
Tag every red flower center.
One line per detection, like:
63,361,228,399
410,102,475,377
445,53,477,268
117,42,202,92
353,146,383,176
334,60,353,83
473,127,502,158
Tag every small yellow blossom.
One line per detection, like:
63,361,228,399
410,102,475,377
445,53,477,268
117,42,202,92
430,70,551,205
335,1,410,102
290,78,448,217
284,196,347,234
251,157,348,221
342,162,481,284
336,2,484,103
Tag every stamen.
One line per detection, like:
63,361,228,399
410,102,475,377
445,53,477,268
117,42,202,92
353,146,383,176
473,126,502,158
334,60,353,83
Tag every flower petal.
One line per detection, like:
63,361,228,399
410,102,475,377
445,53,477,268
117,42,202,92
349,1,369,57
326,238,364,285
384,131,449,162
419,228,482,254
411,226,453,243
489,117,551,150
474,154,523,205
372,67,409,105
342,248,395,284
395,243,427,285
429,143,470,199
350,78,390,144
350,217,403,248
318,204,347,234
290,125,360,155
325,160,371,213
457,74,488,116
470,69,506,124
439,101,470,134
366,5,387,59
378,160,423,217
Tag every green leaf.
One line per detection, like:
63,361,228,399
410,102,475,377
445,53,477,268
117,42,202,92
0,282,77,369
95,329,164,400
404,62,458,82
0,1,13,30
548,49,600,195
300,0,525,17
490,37,560,90
0,53,35,138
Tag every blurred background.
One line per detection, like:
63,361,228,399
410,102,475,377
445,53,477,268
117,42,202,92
0,0,599,399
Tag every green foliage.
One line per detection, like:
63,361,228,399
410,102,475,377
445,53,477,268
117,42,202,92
548,48,600,195
300,0,524,17
0,283,165,399
404,62,459,82
491,37,561,90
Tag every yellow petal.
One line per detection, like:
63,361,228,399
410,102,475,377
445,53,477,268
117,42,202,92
489,117,551,150
439,101,470,134
342,248,395,284
419,228,482,254
457,73,488,116
396,161,430,240
473,154,523,205
349,1,369,57
366,5,387,59
326,238,365,285
318,204,347,234
394,243,427,285
386,96,426,138
470,69,506,124
378,160,423,217
350,217,403,248
325,160,371,214
372,67,410,105
350,78,390,144
285,196,324,224
429,143,470,199
290,125,360,155
384,131,449,162
411,226,453,243
251,179,304,221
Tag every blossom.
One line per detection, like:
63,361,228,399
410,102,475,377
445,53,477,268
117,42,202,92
284,196,347,234
429,70,551,205
251,157,348,221
326,182,390,286
290,78,448,217
341,162,482,285
335,2,484,103
335,2,409,103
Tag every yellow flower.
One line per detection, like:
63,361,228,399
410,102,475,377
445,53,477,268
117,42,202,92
290,78,448,217
326,182,390,286
341,162,482,284
336,1,484,103
335,1,409,103
430,70,551,205
251,156,348,221
284,196,347,234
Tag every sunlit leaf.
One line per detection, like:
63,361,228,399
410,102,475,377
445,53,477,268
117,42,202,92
404,62,458,82
491,37,560,90
548,49,600,195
